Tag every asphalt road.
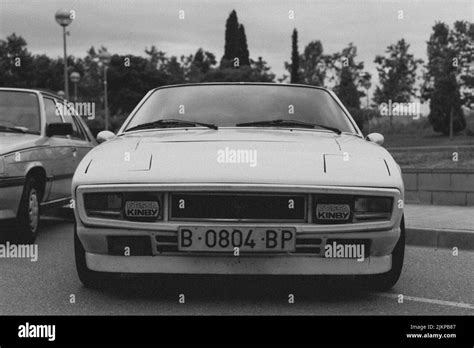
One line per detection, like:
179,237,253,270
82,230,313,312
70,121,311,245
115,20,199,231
1,217,473,315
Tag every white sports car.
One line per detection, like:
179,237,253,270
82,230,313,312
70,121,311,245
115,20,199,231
72,83,405,291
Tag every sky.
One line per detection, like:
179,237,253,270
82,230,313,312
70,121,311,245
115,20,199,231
0,0,473,100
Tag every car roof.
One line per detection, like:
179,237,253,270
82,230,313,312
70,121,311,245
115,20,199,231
0,87,67,102
150,82,331,93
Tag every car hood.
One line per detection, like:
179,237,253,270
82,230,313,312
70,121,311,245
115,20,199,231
74,128,402,189
0,132,42,155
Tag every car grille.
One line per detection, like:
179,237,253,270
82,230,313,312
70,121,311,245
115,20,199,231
169,193,306,222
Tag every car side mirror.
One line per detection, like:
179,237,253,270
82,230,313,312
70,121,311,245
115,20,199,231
46,122,73,137
365,132,384,145
96,130,115,144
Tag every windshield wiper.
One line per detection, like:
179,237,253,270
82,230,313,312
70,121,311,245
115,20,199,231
236,119,341,134
0,125,29,133
125,118,218,132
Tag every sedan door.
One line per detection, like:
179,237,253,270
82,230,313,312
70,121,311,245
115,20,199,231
42,96,75,201
61,105,95,168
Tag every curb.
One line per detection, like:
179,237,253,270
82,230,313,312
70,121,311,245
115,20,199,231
406,227,474,250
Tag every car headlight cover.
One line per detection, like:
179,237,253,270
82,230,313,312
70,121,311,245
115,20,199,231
313,194,393,223
83,192,162,221
354,196,393,213
353,196,393,222
84,193,123,218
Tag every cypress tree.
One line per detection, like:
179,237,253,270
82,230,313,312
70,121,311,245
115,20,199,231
237,24,250,66
221,10,251,68
290,29,300,83
221,10,240,67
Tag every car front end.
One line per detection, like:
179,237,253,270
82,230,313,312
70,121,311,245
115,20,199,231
72,83,405,290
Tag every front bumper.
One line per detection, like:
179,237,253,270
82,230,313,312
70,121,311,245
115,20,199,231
85,252,392,275
77,223,400,275
75,183,403,275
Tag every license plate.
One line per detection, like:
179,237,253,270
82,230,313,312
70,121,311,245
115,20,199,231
178,227,296,252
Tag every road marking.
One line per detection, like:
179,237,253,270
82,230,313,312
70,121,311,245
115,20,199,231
376,293,474,310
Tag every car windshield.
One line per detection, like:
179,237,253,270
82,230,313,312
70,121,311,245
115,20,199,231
0,91,41,134
123,84,357,133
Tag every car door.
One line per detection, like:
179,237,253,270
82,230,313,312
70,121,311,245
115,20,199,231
61,105,95,168
42,96,75,201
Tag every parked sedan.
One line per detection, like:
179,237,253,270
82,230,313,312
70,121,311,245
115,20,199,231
0,88,96,242
72,83,405,291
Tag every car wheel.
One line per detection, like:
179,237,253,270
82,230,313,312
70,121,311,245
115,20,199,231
15,177,41,244
74,223,113,288
356,216,405,292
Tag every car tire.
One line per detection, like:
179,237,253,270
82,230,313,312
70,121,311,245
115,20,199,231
74,223,113,288
356,216,405,292
15,176,41,244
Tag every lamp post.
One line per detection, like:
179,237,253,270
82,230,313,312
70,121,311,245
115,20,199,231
70,72,80,102
99,51,112,131
55,9,73,101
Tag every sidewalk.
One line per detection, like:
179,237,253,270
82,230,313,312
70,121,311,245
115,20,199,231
405,204,474,250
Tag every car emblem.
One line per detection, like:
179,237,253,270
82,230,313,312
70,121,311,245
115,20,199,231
125,201,159,218
316,204,351,221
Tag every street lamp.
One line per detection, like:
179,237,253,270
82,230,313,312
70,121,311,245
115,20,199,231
70,72,80,102
55,9,73,101
99,51,112,131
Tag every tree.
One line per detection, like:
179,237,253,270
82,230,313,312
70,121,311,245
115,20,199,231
249,57,275,82
290,29,300,83
327,43,365,87
145,45,168,69
237,25,250,66
451,21,474,108
284,38,331,86
186,48,217,82
373,39,422,129
429,73,465,136
374,39,421,103
0,33,34,88
299,40,330,86
330,43,366,108
221,10,250,68
423,22,466,136
203,56,275,83
336,67,360,109
222,10,240,63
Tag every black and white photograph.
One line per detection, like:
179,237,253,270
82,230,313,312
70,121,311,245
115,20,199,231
0,0,473,345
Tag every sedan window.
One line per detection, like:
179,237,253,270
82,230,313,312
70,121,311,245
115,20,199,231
44,97,63,125
0,90,41,134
